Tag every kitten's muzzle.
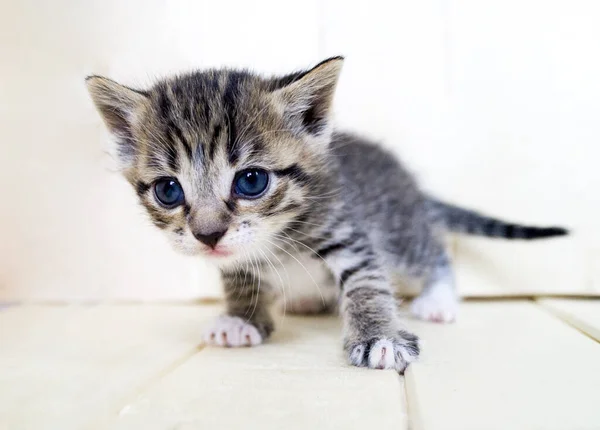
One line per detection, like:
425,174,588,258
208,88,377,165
193,229,227,249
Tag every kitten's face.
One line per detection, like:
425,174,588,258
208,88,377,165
86,58,342,268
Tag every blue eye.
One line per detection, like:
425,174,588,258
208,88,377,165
234,169,269,198
154,178,184,208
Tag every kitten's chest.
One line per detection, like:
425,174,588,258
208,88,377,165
262,251,337,303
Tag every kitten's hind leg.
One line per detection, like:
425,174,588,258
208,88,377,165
410,250,459,323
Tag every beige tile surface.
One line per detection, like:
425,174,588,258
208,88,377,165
111,363,406,429
2,302,600,430
110,315,407,429
537,298,600,342
0,305,407,430
404,301,600,430
0,305,219,430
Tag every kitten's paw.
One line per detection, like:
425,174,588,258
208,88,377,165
411,289,459,323
345,330,420,373
203,315,262,347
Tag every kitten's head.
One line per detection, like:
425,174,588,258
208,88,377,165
86,57,343,268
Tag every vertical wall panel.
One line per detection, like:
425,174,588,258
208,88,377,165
0,0,597,299
445,0,597,295
0,0,320,300
321,0,596,295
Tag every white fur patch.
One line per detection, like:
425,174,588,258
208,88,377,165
264,251,339,315
410,281,459,323
203,315,262,347
348,337,418,372
368,339,397,369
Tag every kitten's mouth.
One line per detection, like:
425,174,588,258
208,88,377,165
205,247,233,258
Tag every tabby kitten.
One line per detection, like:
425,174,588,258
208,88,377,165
86,57,567,372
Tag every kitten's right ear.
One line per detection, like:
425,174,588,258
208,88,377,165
271,57,343,137
85,76,148,167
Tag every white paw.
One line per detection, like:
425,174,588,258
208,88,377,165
346,331,420,373
203,315,263,347
411,289,459,323
367,339,397,369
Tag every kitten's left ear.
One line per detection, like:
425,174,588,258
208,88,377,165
85,76,149,168
272,56,344,136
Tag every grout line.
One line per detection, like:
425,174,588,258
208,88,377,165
0,301,21,312
534,299,600,345
93,344,207,429
461,294,600,301
9,295,599,308
527,294,600,300
403,367,424,430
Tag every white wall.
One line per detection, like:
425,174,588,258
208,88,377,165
1,0,598,300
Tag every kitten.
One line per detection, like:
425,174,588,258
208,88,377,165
86,57,567,372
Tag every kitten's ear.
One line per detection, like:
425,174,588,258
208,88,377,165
272,56,344,136
85,76,148,167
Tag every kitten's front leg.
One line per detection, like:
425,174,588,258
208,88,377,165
203,268,274,348
319,236,420,372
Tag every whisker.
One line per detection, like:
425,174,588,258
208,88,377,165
264,238,325,306
263,244,292,310
243,247,258,312
271,233,332,307
236,245,252,302
246,250,262,322
273,232,328,264
257,247,287,323
284,226,330,241
286,219,332,229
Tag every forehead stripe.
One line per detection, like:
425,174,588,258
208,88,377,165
158,85,195,166
208,123,222,161
181,132,194,161
163,138,179,171
223,73,243,164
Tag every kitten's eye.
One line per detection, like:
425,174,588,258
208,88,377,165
233,169,269,198
153,178,185,208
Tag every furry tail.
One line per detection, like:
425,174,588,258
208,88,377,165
426,197,569,240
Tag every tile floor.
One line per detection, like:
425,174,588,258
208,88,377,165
1,299,599,430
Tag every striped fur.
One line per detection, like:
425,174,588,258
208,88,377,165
86,57,567,372
426,198,568,239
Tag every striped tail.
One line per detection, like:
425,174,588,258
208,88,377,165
426,197,569,240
